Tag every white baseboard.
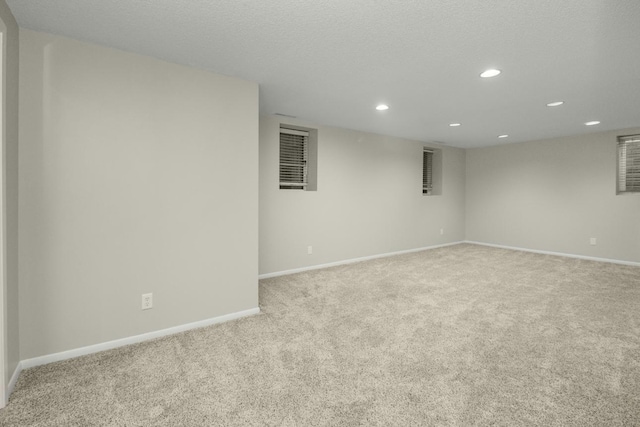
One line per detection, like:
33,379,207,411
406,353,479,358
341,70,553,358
20,307,260,371
7,362,22,401
258,241,465,279
465,241,640,267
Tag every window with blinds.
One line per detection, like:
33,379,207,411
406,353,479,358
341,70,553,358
280,128,309,190
423,149,434,195
618,134,640,194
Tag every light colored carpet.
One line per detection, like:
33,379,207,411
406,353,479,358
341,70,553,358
1,244,639,426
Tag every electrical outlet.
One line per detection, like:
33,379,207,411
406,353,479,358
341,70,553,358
440,228,444,235
590,238,597,246
142,293,153,310
307,246,313,255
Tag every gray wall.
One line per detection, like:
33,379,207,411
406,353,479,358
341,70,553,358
466,128,640,263
0,0,19,394
259,115,466,275
9,23,640,368
19,30,259,359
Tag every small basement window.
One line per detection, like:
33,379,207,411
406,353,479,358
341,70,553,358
279,128,308,190
618,134,640,194
279,125,318,191
423,149,434,194
422,147,442,195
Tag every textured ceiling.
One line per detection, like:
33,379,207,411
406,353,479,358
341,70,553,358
7,0,640,148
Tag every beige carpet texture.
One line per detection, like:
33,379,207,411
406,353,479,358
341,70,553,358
1,244,639,426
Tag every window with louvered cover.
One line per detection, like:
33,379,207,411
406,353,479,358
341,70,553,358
423,149,433,195
280,128,308,190
618,135,640,194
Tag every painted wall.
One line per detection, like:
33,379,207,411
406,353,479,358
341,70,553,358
466,128,640,263
0,0,18,399
259,115,466,275
19,30,259,359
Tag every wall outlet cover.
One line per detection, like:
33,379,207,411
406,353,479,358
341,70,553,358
142,293,153,310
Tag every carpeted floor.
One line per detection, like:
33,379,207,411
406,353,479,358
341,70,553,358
1,244,639,426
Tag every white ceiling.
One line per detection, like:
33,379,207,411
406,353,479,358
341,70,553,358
7,0,640,148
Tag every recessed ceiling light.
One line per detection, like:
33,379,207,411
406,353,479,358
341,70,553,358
546,101,564,107
480,69,501,78
585,121,600,126
376,104,389,111
498,134,509,138
449,123,461,127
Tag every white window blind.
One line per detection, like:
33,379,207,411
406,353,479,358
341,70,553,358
423,149,433,194
280,128,309,190
618,134,640,193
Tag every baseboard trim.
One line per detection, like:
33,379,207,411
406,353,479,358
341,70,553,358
465,241,640,267
7,362,22,402
20,307,260,371
259,241,465,279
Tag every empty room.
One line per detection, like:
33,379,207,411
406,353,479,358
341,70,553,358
0,1,639,426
